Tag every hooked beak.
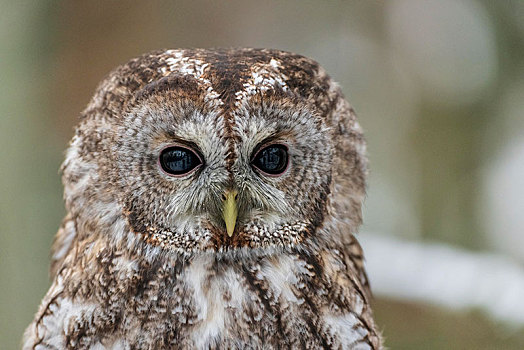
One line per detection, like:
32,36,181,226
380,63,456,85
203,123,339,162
222,189,238,237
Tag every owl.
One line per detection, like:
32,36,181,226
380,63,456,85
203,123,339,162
24,48,382,349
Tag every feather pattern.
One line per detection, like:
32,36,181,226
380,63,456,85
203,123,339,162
24,48,382,349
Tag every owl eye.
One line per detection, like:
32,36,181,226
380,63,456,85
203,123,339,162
159,146,202,176
252,144,289,176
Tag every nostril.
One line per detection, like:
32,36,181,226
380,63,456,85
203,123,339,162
221,194,227,201
234,193,238,200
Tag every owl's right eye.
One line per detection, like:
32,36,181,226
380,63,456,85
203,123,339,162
159,146,202,176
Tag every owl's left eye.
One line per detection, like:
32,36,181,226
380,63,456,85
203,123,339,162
252,144,289,176
159,146,202,176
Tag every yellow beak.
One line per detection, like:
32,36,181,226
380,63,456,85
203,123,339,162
222,190,238,237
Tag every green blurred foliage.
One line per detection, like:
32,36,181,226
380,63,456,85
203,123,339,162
373,299,524,349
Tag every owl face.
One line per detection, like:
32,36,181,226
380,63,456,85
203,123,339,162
112,87,333,254
65,49,365,256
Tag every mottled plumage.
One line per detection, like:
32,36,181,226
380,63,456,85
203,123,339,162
24,48,382,349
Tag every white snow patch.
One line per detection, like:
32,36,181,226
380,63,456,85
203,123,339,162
360,232,524,325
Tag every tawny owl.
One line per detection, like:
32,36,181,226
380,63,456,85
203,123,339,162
24,48,382,349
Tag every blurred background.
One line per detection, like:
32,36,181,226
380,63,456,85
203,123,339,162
1,1,523,348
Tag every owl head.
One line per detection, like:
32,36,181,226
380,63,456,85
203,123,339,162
62,48,367,258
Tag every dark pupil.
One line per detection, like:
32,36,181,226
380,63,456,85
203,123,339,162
160,147,200,175
254,145,288,174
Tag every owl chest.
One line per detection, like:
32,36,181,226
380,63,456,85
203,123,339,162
167,257,311,348
179,263,272,347
34,255,375,349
